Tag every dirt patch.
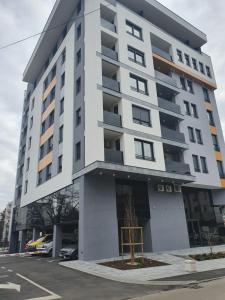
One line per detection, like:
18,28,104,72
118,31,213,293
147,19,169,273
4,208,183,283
190,252,225,261
99,257,168,270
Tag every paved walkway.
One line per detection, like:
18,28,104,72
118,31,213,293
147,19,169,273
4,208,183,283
60,245,225,285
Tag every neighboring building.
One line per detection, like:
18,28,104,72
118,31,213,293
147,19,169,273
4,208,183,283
10,0,225,260
0,211,5,242
1,202,13,243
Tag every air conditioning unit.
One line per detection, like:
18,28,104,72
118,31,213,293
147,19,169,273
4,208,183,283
157,184,165,192
174,184,182,193
165,185,173,193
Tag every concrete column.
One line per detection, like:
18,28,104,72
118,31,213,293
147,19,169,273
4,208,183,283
19,230,27,253
143,219,152,252
9,231,19,253
52,224,62,258
32,228,39,241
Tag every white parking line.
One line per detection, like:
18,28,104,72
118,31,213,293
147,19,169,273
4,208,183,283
1,266,6,269
47,260,55,263
0,275,9,279
8,269,13,272
16,273,61,300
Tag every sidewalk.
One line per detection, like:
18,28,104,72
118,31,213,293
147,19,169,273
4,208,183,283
60,245,225,285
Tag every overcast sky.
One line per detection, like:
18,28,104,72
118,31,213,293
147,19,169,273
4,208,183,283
0,0,225,210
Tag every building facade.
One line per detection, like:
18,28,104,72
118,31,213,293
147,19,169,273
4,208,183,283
1,202,13,243
10,0,225,260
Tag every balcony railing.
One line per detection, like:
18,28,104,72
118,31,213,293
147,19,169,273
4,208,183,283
152,46,173,62
101,18,116,33
158,97,181,114
161,126,185,143
105,148,123,164
104,111,122,127
165,160,191,175
155,70,177,88
102,46,118,61
102,76,120,92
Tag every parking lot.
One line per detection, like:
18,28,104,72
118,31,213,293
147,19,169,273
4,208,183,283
0,255,167,300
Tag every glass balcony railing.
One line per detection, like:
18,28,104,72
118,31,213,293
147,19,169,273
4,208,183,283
161,126,186,143
102,76,120,92
102,46,118,61
158,97,181,114
101,18,116,33
104,148,123,164
165,160,191,175
152,46,173,61
155,70,177,88
103,111,122,127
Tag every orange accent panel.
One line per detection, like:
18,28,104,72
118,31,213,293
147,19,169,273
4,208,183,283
40,125,54,146
153,54,217,90
204,102,213,111
220,179,225,188
42,100,55,122
38,151,53,172
215,151,223,161
43,77,56,100
210,126,217,135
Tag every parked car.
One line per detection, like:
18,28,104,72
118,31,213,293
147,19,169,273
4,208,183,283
25,234,53,252
59,240,78,260
36,241,53,256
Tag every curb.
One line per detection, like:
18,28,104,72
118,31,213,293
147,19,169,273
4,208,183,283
0,252,32,258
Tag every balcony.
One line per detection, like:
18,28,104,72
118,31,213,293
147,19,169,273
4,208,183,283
105,148,123,164
102,46,118,61
101,18,116,33
161,126,185,143
165,160,191,175
155,70,177,88
104,111,122,127
158,97,181,114
102,76,120,92
152,46,172,62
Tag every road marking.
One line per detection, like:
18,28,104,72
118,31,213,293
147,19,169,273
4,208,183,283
8,269,13,272
0,282,21,292
47,260,55,263
1,266,6,269
16,273,61,300
0,275,9,279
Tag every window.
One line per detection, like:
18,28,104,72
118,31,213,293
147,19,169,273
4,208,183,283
207,110,215,126
192,155,200,172
24,180,28,194
43,98,47,112
40,145,44,160
200,157,208,173
77,0,81,14
30,117,33,129
177,49,183,62
126,20,142,40
59,125,63,143
41,121,46,134
130,74,148,95
31,98,35,110
75,142,81,161
184,101,191,115
187,80,194,94
77,23,81,40
28,136,32,149
192,58,198,70
59,98,64,115
180,77,186,90
49,110,54,126
76,108,81,126
132,105,151,127
206,66,212,78
188,127,196,142
50,87,55,102
199,62,205,74
62,26,67,38
61,72,65,88
191,103,198,118
51,65,56,80
184,54,191,66
76,77,81,94
203,88,210,102
196,129,203,144
53,43,58,56
44,58,49,71
212,134,220,151
26,158,30,171
128,46,145,66
61,49,66,65
38,171,42,185
134,139,155,161
47,136,53,152
58,155,63,173
46,163,52,181
43,77,48,91
76,49,81,65
217,161,225,178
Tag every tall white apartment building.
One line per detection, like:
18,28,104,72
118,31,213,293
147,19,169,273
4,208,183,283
10,0,225,260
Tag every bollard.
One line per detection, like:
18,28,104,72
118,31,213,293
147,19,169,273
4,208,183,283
185,260,196,272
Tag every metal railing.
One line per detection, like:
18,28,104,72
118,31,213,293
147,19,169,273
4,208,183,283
155,70,177,88
102,46,118,61
158,97,181,114
165,160,191,175
152,46,173,61
105,148,123,164
161,126,186,143
102,76,120,92
104,111,122,127
101,18,116,32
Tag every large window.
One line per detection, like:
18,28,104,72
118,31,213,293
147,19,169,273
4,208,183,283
126,20,142,40
217,161,225,178
130,74,148,95
132,105,151,127
134,139,155,161
128,46,145,66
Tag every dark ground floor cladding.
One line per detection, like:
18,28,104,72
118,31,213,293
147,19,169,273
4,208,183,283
10,174,225,260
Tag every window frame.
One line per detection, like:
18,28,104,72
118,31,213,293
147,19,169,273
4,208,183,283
184,54,191,66
132,105,151,127
134,139,155,161
188,127,196,143
195,129,203,145
126,20,143,40
192,155,201,172
75,142,81,161
128,46,145,66
130,73,148,95
200,156,208,173
177,49,183,62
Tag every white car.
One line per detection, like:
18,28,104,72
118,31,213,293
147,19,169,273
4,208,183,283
36,241,53,256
